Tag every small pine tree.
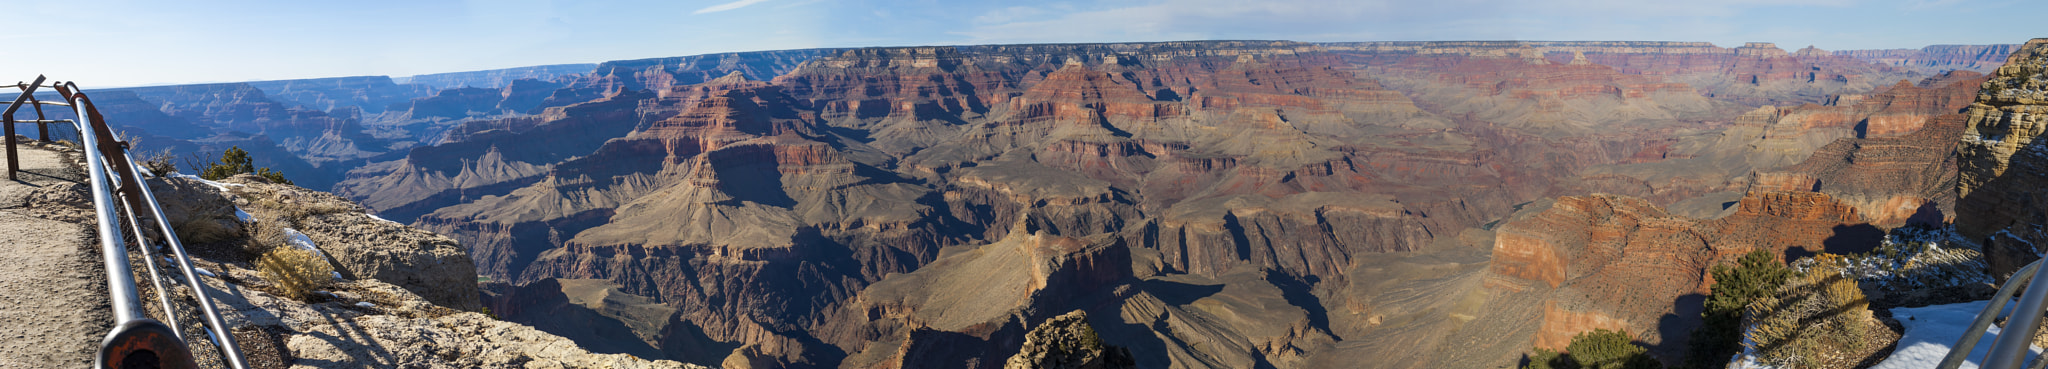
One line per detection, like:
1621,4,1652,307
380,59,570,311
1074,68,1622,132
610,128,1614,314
1685,249,1792,368
1523,329,1663,369
1566,329,1662,369
1526,348,1564,369
200,146,293,185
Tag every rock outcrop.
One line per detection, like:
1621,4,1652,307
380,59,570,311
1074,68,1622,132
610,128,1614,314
153,174,486,311
204,265,708,369
1955,38,2048,278
1481,190,1876,364
1002,311,1135,369
245,179,484,311
1743,70,1990,226
148,175,248,243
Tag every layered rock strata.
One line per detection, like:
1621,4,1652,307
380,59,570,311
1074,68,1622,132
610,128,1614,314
1839,44,2022,74
1954,38,2048,277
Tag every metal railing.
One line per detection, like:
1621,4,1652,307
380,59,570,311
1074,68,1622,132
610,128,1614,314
5,75,248,369
1941,258,2048,369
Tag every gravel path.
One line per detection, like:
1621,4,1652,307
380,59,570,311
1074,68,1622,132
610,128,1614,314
0,142,109,367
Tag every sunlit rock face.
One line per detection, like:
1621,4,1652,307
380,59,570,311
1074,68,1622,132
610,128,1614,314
1956,39,2048,278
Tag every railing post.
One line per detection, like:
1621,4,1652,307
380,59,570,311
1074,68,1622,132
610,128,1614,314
26,82,48,142
3,76,46,181
5,112,15,181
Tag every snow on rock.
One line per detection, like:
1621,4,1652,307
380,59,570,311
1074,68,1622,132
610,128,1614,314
170,173,240,192
280,227,334,264
233,207,256,223
1733,333,1776,369
1875,300,2043,369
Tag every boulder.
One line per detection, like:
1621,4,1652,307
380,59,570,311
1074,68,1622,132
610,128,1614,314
146,176,246,244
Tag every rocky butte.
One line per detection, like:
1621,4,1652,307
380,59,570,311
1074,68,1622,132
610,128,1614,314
1956,38,2048,277
32,38,2043,368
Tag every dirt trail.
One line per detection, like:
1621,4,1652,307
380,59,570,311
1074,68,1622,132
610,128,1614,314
0,142,109,367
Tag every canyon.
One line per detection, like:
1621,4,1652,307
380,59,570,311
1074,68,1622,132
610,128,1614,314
73,39,2035,368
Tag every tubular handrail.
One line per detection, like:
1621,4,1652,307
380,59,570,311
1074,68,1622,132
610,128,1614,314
114,143,249,368
1940,259,2043,368
5,76,247,369
1986,259,2048,369
1941,258,2048,369
121,195,186,341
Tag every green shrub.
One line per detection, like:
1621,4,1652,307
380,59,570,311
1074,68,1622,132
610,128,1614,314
198,146,292,185
1527,348,1564,369
1686,249,1792,368
1522,329,1663,369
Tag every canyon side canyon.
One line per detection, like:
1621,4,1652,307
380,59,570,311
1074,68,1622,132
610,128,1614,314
58,39,2048,368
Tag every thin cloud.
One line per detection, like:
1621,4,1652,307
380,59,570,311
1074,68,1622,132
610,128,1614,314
694,0,771,14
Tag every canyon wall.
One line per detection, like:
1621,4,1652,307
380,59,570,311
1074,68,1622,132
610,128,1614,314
76,38,2019,368
1954,38,2048,278
1839,44,2022,74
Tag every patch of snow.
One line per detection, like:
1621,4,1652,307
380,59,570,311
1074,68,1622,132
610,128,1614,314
1996,229,2034,250
170,173,240,192
1798,226,1990,292
281,228,335,264
366,214,399,225
355,302,376,308
233,207,256,223
1732,333,1776,368
193,267,216,278
331,271,345,281
1874,300,2043,369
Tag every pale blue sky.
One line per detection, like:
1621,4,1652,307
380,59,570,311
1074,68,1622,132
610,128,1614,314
0,0,2035,87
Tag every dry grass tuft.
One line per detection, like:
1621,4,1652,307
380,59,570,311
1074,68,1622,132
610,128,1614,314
141,151,177,177
241,219,289,257
255,246,332,302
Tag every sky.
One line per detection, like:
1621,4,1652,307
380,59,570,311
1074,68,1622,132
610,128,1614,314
0,0,2036,87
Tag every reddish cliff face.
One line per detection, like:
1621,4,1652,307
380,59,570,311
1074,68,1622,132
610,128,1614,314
1485,191,1875,361
1746,71,1988,226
